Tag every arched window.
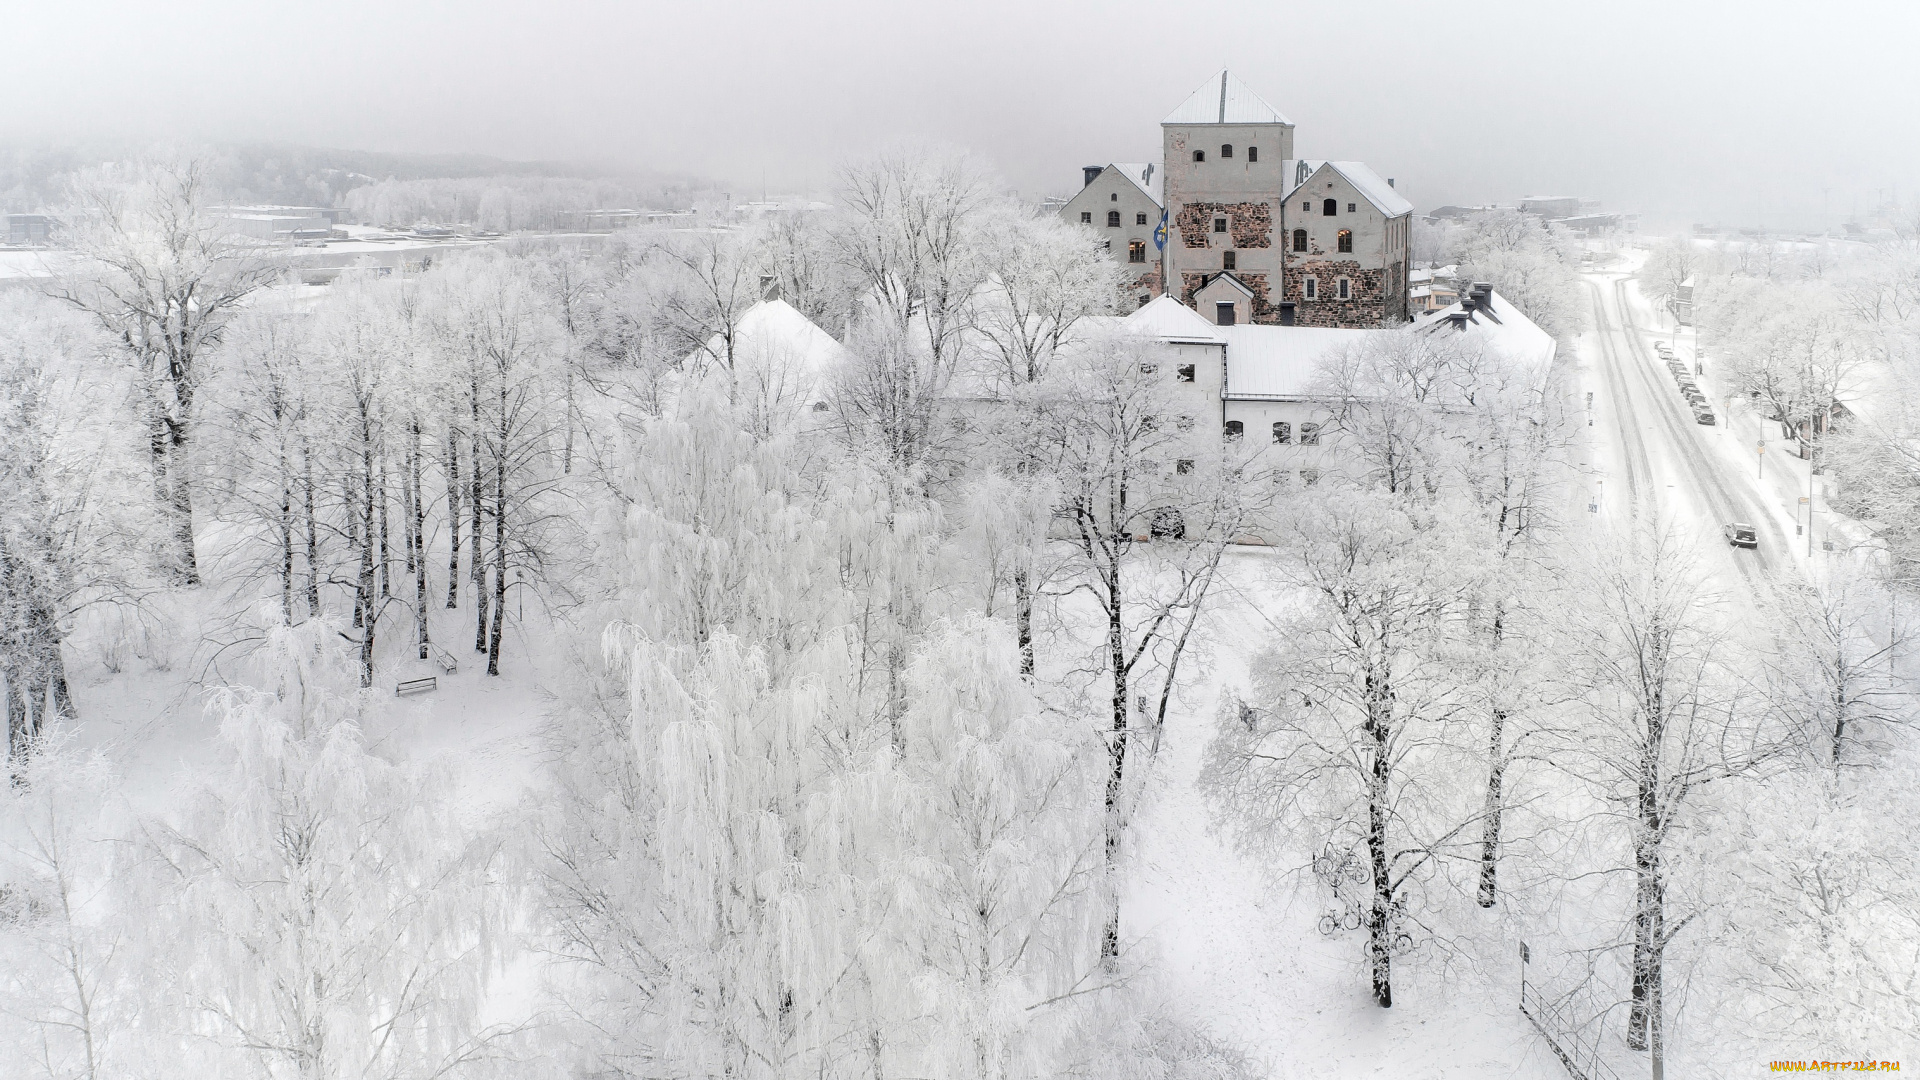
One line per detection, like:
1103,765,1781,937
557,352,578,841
1128,240,1146,263
1299,423,1321,445
1337,229,1352,253
1193,150,1206,162
1323,198,1338,216
1272,421,1291,444
1247,146,1258,163
1292,229,1307,252
1108,210,1121,227
1221,144,1234,159
1224,420,1244,441
1303,277,1318,300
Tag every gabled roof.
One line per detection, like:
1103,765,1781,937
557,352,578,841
1162,70,1292,126
1222,325,1382,400
687,298,850,408
1105,162,1164,207
1311,161,1414,218
1194,272,1256,298
1123,295,1226,343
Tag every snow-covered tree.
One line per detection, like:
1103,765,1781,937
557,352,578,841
49,160,281,584
142,621,526,1079
1204,488,1483,1008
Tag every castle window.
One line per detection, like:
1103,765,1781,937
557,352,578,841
1302,201,1311,212
1337,229,1352,253
1348,203,1356,213
1111,192,1118,201
1216,302,1236,326
1224,420,1244,441
1140,363,1158,374
1193,150,1205,162
1108,210,1121,227
1300,423,1321,445
1128,240,1146,263
1292,229,1307,252
1303,276,1318,300
1272,421,1291,444
1323,198,1338,216
1176,364,1195,382
1177,415,1195,431
1177,459,1195,475
1136,212,1148,225
1247,146,1258,163
1081,212,1091,224
1221,144,1233,159
1338,277,1351,300
1213,217,1228,233
1222,250,1236,270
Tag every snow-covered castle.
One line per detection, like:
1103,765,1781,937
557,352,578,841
1061,70,1414,330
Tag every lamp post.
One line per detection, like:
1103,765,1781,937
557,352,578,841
1757,440,1765,480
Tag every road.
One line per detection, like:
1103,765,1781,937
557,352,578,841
1581,268,1797,604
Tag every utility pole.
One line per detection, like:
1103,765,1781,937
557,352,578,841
1757,440,1765,480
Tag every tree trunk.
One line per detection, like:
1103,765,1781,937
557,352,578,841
412,421,430,660
487,416,507,677
472,430,488,653
1476,708,1508,908
445,418,462,610
279,469,295,625
1627,832,1665,1051
169,420,201,586
377,458,391,600
303,447,321,618
357,437,377,688
1366,675,1394,1008
1014,568,1034,678
1101,564,1127,962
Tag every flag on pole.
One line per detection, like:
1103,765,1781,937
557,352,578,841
1154,209,1168,251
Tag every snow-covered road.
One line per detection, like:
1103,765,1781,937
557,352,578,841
1580,264,1803,606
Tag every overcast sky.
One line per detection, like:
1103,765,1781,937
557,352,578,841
6,0,1917,229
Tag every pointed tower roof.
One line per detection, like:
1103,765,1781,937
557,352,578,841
1162,70,1291,125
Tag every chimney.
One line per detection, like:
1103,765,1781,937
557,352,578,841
1445,310,1472,331
1470,282,1494,309
1083,166,1103,188
760,275,780,301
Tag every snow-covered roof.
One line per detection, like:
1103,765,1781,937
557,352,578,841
1106,162,1165,208
1162,70,1291,126
1412,290,1557,373
1320,161,1413,218
1221,325,1382,399
688,298,850,410
1122,296,1226,343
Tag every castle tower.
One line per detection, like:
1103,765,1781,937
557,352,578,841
1161,71,1295,324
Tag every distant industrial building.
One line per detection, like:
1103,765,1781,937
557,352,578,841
210,205,349,240
5,213,57,245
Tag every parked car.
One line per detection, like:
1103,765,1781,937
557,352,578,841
1695,409,1716,425
1724,522,1758,548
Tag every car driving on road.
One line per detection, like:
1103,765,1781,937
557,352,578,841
1724,522,1758,548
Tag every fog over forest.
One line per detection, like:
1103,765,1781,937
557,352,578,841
3,0,1918,228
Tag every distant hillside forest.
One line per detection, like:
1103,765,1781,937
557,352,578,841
0,141,724,225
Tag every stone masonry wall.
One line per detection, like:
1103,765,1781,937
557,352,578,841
1280,259,1391,328
1176,202,1273,249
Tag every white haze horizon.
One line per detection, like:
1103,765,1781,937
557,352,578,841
6,1,1920,230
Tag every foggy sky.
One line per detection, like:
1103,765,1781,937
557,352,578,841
6,0,1918,229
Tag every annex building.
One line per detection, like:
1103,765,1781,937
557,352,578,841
1061,71,1414,330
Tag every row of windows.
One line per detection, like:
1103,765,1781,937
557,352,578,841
1224,420,1320,444
1085,210,1151,226
1139,363,1197,381
1301,276,1353,300
1290,228,1352,253
1191,144,1259,163
1135,420,1322,445
1302,199,1357,216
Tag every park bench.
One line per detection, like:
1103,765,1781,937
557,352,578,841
395,676,437,696
429,643,459,674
